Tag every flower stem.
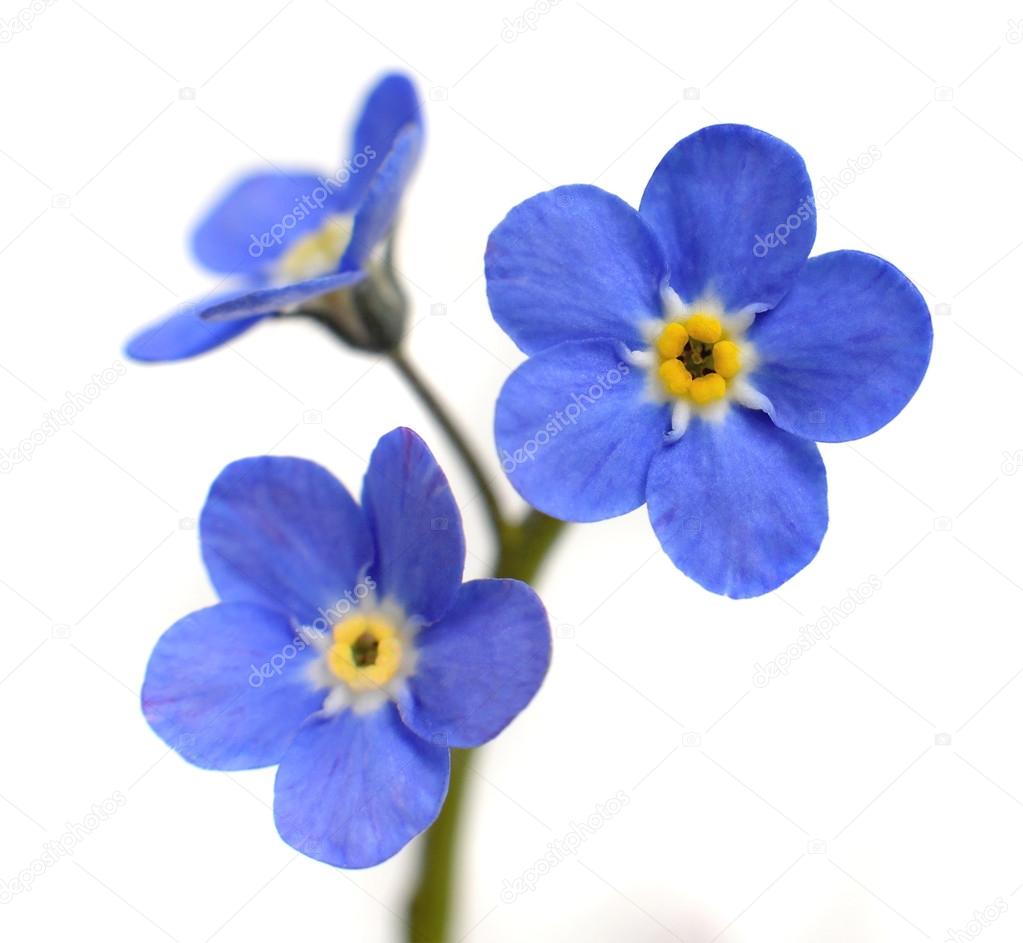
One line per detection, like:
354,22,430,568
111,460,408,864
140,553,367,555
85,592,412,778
494,509,569,585
349,323,565,941
406,747,472,943
406,508,567,943
388,347,506,550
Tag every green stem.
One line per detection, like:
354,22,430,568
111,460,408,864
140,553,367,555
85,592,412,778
495,510,569,585
388,347,506,551
406,509,567,943
347,324,564,941
406,747,472,943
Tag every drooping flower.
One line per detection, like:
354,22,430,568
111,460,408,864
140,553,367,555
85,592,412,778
141,428,551,867
126,72,422,362
487,124,932,598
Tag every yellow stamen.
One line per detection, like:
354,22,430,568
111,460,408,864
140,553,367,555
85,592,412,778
685,314,722,344
712,340,741,379
277,215,353,282
655,322,688,360
658,359,693,396
326,614,402,691
690,373,727,404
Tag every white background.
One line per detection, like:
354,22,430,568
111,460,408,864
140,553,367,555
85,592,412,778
1,0,1021,940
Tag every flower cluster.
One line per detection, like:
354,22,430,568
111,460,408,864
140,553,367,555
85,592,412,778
133,75,932,873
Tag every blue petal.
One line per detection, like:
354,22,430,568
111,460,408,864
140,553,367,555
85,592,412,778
125,292,265,362
361,428,465,623
273,703,448,868
346,72,423,208
340,124,422,271
639,125,816,312
646,408,828,598
201,457,374,628
398,579,550,748
201,269,365,320
191,171,348,276
747,250,933,442
495,340,668,521
142,603,323,770
485,185,668,355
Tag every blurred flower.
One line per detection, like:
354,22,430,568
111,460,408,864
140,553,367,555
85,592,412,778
126,72,422,361
142,428,550,867
487,124,932,598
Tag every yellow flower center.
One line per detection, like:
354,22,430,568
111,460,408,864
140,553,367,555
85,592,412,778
326,613,403,692
277,214,353,282
654,314,743,405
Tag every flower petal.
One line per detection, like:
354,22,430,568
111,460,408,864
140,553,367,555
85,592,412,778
142,603,323,770
747,250,932,442
273,703,449,868
340,124,422,271
201,269,365,320
201,457,373,627
191,171,347,276
361,428,465,623
639,124,816,312
398,579,550,748
345,72,423,208
485,184,668,355
495,339,668,521
125,292,265,362
646,408,827,598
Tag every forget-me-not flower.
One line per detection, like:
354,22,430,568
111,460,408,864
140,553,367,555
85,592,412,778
142,428,551,867
487,124,932,598
126,72,422,362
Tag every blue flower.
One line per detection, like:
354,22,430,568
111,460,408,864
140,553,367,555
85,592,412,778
141,428,551,868
487,124,932,599
126,73,422,362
